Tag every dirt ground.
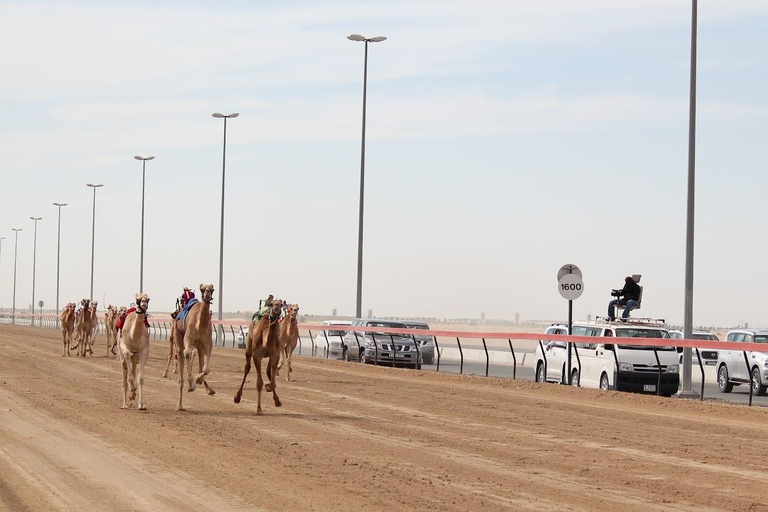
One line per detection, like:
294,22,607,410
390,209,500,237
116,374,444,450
1,325,767,511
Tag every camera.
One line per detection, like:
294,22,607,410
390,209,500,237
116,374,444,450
610,289,622,298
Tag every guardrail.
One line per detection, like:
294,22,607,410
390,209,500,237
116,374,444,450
3,313,762,405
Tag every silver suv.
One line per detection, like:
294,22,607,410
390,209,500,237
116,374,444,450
402,321,435,365
716,329,768,395
343,318,422,369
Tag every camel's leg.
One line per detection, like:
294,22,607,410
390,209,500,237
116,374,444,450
137,346,149,411
176,337,185,411
184,347,196,393
195,346,211,384
254,355,264,415
120,350,130,409
286,343,295,382
128,354,138,401
162,338,174,378
268,355,282,408
198,346,215,395
233,349,252,404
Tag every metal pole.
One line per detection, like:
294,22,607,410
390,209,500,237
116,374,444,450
218,117,227,336
31,218,40,326
12,229,21,324
140,159,146,293
55,206,62,314
567,299,573,385
355,41,369,318
90,187,96,301
682,0,698,395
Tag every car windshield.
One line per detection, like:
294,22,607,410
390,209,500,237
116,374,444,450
615,328,675,350
327,330,346,337
366,322,407,337
692,334,718,341
405,323,429,330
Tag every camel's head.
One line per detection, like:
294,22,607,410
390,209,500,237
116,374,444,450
134,293,150,314
81,298,90,309
288,303,299,321
91,301,98,310
270,299,284,320
119,307,126,316
200,283,214,304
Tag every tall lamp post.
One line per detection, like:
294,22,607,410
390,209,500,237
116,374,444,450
0,236,5,307
211,112,239,334
11,228,22,324
52,203,67,314
86,183,104,301
348,33,386,318
681,0,698,396
30,217,42,326
134,155,155,293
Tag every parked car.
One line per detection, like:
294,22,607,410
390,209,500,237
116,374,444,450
669,329,719,366
716,329,768,396
343,318,421,369
313,320,352,359
402,321,435,364
236,325,249,349
534,319,679,396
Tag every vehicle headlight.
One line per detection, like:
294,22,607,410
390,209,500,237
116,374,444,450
762,360,768,368
618,362,633,372
666,364,679,373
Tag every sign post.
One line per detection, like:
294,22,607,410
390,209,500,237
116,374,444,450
557,264,583,385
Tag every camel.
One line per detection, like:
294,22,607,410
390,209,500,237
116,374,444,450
72,299,94,357
278,303,300,382
105,305,119,357
234,298,284,414
118,293,151,410
172,284,215,411
60,302,76,356
88,300,100,342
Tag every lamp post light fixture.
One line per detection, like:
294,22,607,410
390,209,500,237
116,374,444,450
11,228,22,324
211,112,239,335
52,203,67,314
347,33,386,318
134,155,155,293
30,217,42,326
86,183,104,301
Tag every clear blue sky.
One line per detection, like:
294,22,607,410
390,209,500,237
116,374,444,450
1,1,767,326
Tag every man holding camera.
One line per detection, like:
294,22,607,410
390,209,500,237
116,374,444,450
608,276,641,321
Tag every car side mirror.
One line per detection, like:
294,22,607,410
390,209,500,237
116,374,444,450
676,346,683,353
603,344,614,351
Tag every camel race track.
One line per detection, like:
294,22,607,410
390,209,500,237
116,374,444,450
1,323,768,511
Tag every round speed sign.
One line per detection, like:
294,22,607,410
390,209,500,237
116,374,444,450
558,274,584,300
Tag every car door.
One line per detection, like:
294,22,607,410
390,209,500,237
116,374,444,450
730,333,747,381
576,328,602,388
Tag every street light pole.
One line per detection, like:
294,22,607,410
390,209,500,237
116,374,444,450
30,217,42,326
348,33,386,318
134,155,155,293
211,112,239,335
11,228,22,324
682,0,698,395
0,236,5,308
52,203,68,314
86,184,104,301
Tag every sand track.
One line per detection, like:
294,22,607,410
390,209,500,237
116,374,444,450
1,324,767,511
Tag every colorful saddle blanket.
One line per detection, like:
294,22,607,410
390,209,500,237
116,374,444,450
116,307,150,331
177,298,199,325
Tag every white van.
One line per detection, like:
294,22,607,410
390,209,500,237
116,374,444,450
535,319,680,397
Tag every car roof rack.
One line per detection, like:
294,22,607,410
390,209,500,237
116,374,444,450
595,316,666,327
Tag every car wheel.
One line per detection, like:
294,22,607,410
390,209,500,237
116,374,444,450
752,367,767,396
359,352,366,364
536,362,545,383
342,350,349,362
423,356,434,365
571,369,579,387
599,373,610,391
718,365,733,393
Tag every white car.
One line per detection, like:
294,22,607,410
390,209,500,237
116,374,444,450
313,320,352,359
716,329,768,396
